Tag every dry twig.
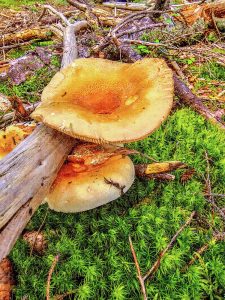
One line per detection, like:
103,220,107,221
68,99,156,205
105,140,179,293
204,151,225,222
46,255,60,300
143,211,196,281
129,236,147,300
182,232,225,272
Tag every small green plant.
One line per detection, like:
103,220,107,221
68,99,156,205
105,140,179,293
136,45,150,55
206,32,218,43
187,57,196,65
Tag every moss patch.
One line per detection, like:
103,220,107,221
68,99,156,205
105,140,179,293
0,0,66,8
10,109,225,299
0,55,60,103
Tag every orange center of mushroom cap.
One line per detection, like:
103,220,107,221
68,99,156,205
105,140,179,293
57,62,148,115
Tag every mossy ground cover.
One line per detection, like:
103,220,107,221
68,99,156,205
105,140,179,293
0,3,224,299
9,108,225,300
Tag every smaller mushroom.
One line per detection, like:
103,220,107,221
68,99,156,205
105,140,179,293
44,142,135,213
0,126,135,213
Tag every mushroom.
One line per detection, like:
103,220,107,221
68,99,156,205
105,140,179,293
0,124,36,159
44,142,135,212
0,58,174,215
31,58,174,143
0,127,134,213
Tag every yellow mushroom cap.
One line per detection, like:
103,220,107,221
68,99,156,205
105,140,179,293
45,143,135,213
32,58,174,144
0,124,36,159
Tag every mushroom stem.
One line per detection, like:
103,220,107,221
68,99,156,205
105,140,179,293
0,20,83,261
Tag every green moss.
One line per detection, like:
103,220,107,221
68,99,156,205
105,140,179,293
0,0,66,8
0,56,60,102
190,61,225,82
10,109,225,299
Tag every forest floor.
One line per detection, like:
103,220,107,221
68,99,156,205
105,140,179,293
0,1,225,299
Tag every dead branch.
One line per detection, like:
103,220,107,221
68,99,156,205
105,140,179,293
66,0,123,26
0,126,76,260
173,75,225,130
120,39,179,50
136,173,175,181
143,211,196,281
204,197,225,222
0,28,53,47
102,2,149,11
39,5,70,26
135,161,187,181
170,61,185,80
129,236,147,300
204,151,215,218
202,152,225,222
46,255,60,300
204,193,225,198
0,10,85,261
117,23,165,38
66,0,87,12
135,161,187,175
182,232,225,272
94,22,164,53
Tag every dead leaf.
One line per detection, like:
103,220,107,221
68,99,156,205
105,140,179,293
180,168,195,183
178,1,225,26
23,231,47,254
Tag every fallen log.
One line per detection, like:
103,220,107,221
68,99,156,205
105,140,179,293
0,28,53,47
0,20,87,261
102,2,150,11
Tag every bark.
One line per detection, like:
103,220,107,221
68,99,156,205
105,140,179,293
102,2,149,11
0,28,52,47
0,22,81,261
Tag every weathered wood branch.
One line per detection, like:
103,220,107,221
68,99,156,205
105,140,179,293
173,75,225,130
102,2,149,11
0,28,52,47
66,0,123,26
0,19,82,260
